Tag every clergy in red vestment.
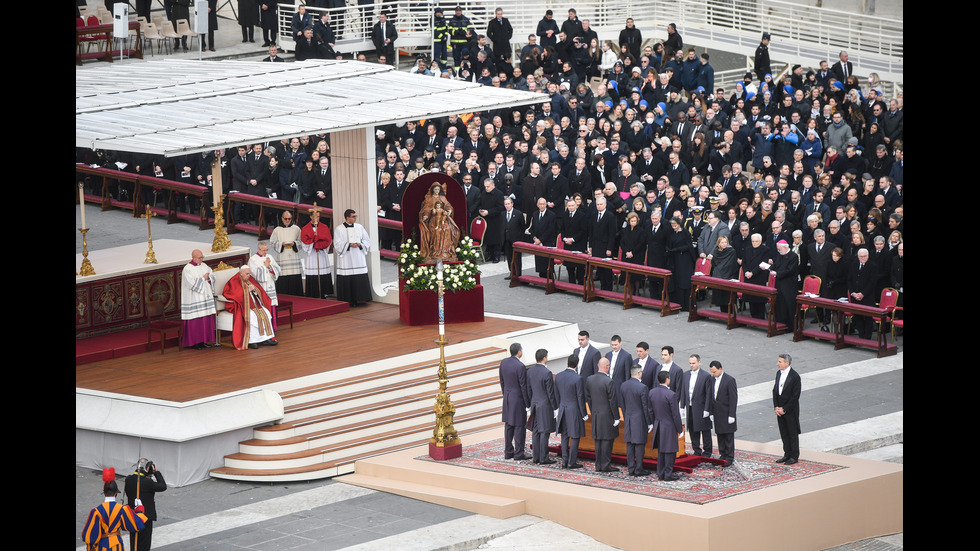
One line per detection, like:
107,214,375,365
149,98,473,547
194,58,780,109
300,208,334,298
223,266,278,350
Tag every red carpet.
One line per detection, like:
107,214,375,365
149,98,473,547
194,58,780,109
75,295,349,365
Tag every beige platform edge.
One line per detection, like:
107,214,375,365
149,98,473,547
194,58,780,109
339,428,902,551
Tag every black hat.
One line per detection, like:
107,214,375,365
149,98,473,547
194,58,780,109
545,9,553,16
762,32,771,40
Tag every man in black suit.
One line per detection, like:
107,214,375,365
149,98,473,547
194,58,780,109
773,353,801,465
621,365,653,476
657,345,684,394
573,330,602,380
560,198,589,284
848,248,877,339
709,360,738,466
806,229,833,328
478,178,505,263
498,343,530,460
527,349,558,464
589,196,618,291
529,197,558,278
371,12,397,65
605,335,633,392
460,173,482,225
555,355,587,469
830,50,852,82
295,27,318,61
502,197,524,279
566,157,592,200
681,354,714,459
244,143,270,223
585,358,620,472
644,211,669,299
647,370,683,481
261,45,285,62
636,342,658,389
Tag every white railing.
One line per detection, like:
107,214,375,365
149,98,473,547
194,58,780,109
275,0,901,81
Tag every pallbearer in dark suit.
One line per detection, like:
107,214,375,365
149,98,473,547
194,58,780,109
605,335,633,392
621,365,653,476
647,370,683,481
572,330,602,380
657,345,684,394
498,343,530,460
681,354,714,458
773,353,802,465
527,349,558,464
709,360,738,466
585,358,620,472
555,355,587,469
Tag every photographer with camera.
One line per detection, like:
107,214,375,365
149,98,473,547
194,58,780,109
125,458,167,551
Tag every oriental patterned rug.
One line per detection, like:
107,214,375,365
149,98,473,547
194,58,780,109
416,437,845,504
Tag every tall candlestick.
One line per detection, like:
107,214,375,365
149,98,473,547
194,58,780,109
78,183,87,229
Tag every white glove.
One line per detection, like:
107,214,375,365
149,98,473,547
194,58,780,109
728,416,735,424
134,498,143,508
583,415,589,421
647,424,653,433
553,409,559,419
613,420,620,427
703,410,710,418
709,414,714,422
525,408,530,415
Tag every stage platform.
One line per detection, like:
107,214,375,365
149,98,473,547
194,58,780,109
75,294,351,365
76,304,581,485
341,428,903,551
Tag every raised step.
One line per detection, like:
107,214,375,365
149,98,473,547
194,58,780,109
279,362,503,423
210,418,503,482
209,346,511,482
224,402,502,470
279,347,506,407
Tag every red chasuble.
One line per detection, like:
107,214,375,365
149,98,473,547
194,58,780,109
223,273,274,350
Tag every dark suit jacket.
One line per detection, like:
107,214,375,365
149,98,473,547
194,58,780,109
647,384,682,453
772,368,801,434
620,377,652,444
585,373,619,440
847,257,876,305
462,184,482,222
498,355,530,426
680,368,714,432
503,208,525,245
589,209,618,257
710,372,738,434
806,242,833,287
530,208,558,247
371,20,397,54
560,209,589,252
574,344,602,379
605,349,633,391
554,368,586,438
527,363,558,433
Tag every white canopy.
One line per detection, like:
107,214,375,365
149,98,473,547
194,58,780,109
76,59,547,157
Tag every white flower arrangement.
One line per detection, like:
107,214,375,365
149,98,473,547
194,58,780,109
398,233,481,292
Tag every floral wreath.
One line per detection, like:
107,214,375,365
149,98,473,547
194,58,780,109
398,234,480,292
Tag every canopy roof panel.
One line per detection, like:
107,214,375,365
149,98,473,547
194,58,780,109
76,59,547,156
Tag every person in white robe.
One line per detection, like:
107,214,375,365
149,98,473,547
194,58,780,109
269,210,304,296
180,249,217,349
248,241,281,329
334,209,373,306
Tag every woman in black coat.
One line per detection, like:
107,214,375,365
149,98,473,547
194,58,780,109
742,233,771,319
619,212,649,293
710,235,738,311
666,217,696,311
